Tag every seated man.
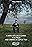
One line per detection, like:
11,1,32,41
12,20,19,33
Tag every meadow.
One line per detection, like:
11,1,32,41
0,24,32,47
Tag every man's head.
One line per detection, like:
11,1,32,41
15,20,17,23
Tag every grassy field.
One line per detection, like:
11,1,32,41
0,24,32,47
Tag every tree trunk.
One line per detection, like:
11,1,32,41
0,0,9,25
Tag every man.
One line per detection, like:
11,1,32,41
12,20,19,33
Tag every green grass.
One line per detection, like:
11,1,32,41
0,24,32,47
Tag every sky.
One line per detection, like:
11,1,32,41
0,1,32,24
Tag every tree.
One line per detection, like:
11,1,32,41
0,0,31,25
0,0,9,25
24,20,26,24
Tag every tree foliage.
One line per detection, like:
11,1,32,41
0,0,31,25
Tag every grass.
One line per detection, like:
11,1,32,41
0,24,32,47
